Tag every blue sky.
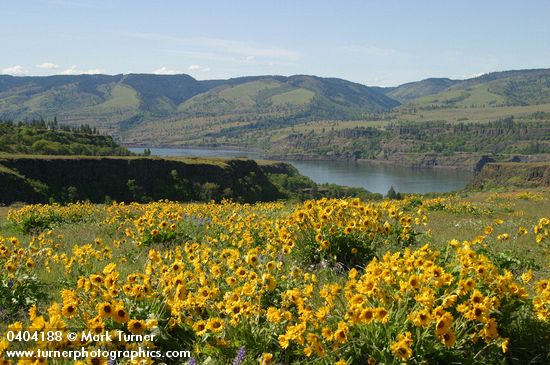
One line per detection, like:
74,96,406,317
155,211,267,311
2,0,549,86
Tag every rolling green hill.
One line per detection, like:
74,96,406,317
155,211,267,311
0,73,397,134
385,69,550,108
384,78,458,103
1,68,550,155
0,120,133,156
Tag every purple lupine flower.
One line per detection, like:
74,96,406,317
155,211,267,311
188,357,197,365
232,347,246,365
107,357,116,365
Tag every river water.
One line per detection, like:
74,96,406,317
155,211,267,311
129,147,472,194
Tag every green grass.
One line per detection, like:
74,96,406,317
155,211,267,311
411,84,509,108
125,99,550,150
271,88,315,106
389,69,550,107
3,188,549,273
0,164,15,173
23,84,102,115
0,211,146,307
423,189,550,279
2,72,550,162
0,188,548,364
0,207,10,219
267,119,388,141
93,84,140,110
219,80,281,104
179,80,283,114
22,92,55,111
0,153,237,167
396,102,550,123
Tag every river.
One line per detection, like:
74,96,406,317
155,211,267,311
129,147,472,194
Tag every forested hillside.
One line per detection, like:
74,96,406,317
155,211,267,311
0,73,397,133
385,69,550,108
0,120,132,156
1,69,550,165
266,117,550,170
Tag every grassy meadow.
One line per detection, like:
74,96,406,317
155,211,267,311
0,188,549,364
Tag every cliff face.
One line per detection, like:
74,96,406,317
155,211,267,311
265,153,499,171
0,156,298,204
469,162,550,190
0,166,44,203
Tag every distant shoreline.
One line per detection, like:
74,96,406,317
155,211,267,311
125,145,479,171
124,145,550,174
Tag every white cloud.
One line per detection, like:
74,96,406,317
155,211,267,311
188,64,210,72
59,66,78,75
83,69,104,75
1,65,28,75
122,32,300,64
449,72,486,80
36,62,60,69
192,37,300,61
152,66,181,75
59,65,104,75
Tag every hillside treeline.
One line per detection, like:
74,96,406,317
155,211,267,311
0,120,133,156
276,118,550,159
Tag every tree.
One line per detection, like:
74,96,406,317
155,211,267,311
199,182,220,201
127,179,146,202
386,186,401,200
66,186,78,202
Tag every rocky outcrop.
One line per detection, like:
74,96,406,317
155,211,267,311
469,162,550,190
0,156,299,204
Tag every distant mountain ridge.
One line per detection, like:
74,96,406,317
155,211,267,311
383,68,550,107
383,78,458,102
0,73,398,130
1,68,550,145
